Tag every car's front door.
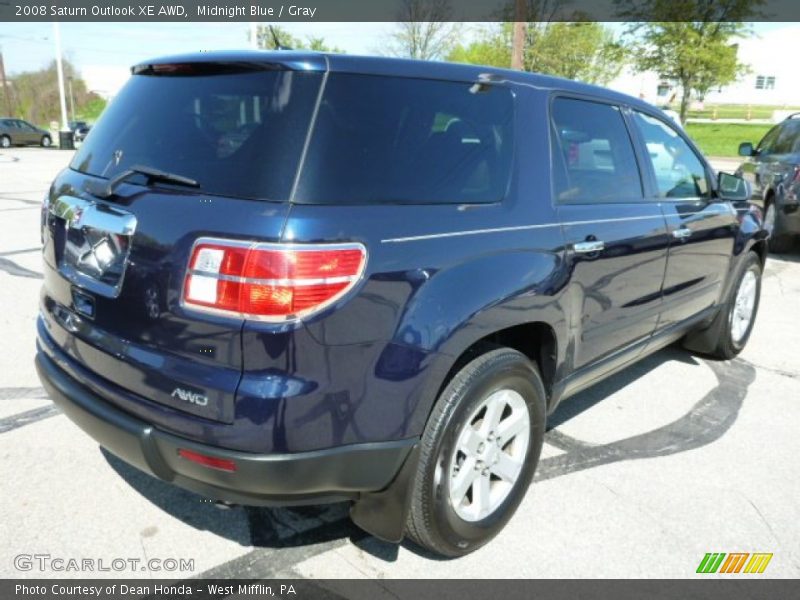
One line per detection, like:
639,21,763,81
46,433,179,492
551,96,670,370
629,110,737,328
738,123,781,198
16,120,39,144
755,120,800,200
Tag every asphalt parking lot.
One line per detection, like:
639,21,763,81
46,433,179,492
1,148,799,580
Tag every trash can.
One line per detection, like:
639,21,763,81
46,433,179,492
58,130,74,150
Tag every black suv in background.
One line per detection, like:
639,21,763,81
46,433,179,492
68,120,92,143
737,113,800,252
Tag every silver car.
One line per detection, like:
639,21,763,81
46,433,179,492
0,118,52,148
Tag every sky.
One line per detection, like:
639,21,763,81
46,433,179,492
0,22,396,82
0,21,794,96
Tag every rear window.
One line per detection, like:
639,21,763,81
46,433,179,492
70,67,323,201
293,73,515,205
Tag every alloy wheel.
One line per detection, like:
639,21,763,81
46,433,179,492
448,388,530,522
730,269,758,344
764,203,776,237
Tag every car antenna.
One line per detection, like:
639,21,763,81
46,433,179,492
269,25,292,50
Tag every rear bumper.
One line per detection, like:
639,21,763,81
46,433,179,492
35,346,415,506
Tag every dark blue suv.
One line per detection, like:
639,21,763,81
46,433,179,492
36,51,766,557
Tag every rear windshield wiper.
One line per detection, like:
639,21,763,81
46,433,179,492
91,164,200,198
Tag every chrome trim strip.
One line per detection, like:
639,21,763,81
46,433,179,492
49,195,137,298
381,214,662,244
187,271,356,287
382,223,559,243
380,210,727,244
50,195,137,235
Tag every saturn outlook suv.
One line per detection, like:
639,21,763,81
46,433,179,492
36,51,766,557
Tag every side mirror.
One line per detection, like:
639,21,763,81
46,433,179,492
738,142,755,157
717,172,751,201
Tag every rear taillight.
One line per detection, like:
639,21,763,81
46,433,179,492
181,238,366,321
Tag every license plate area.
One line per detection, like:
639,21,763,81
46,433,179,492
50,195,137,298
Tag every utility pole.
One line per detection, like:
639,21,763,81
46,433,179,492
67,76,75,123
0,49,13,116
511,0,527,71
53,22,69,131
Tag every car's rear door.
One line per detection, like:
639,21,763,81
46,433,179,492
629,110,737,328
5,119,23,143
552,96,669,370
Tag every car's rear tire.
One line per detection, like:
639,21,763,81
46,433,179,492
764,200,794,253
703,252,762,360
405,347,546,557
0,135,10,149
41,135,52,148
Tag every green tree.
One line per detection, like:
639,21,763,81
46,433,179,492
526,22,627,85
254,25,344,53
448,22,626,85
615,0,763,123
385,0,460,60
78,96,108,122
9,59,105,126
447,25,512,68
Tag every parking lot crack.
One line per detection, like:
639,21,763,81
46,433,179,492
740,359,797,380
0,256,43,279
0,404,60,434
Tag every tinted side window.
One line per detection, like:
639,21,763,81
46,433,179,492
632,112,710,199
294,73,515,205
550,98,643,203
772,121,800,154
757,125,780,154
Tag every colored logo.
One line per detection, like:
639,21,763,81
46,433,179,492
697,552,773,574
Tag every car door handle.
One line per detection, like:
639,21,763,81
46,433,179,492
573,240,605,254
672,227,692,240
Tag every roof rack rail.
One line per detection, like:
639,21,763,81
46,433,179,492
786,112,800,120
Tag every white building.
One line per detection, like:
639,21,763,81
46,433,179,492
608,24,800,108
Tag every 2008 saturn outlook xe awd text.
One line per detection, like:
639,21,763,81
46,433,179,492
36,51,766,557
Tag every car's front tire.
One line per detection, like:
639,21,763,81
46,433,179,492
41,135,52,148
0,135,10,149
704,252,762,359
405,347,546,557
764,200,794,253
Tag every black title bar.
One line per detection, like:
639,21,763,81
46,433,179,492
2,0,800,22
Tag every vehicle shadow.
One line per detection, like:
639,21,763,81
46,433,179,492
103,449,366,549
769,250,800,263
103,344,756,566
